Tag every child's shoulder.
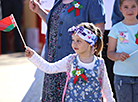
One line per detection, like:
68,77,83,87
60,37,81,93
97,57,105,71
97,57,105,65
112,21,123,28
110,21,124,33
66,53,77,71
66,53,77,63
67,53,77,59
97,57,105,79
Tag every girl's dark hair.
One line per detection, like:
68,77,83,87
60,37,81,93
119,0,138,6
76,22,103,56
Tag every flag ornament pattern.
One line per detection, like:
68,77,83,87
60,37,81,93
0,14,16,32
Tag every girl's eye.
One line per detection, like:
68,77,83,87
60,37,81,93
132,5,136,8
77,40,81,42
124,6,128,9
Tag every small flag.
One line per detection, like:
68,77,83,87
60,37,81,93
0,14,27,47
0,14,16,32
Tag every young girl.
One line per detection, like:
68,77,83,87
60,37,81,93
107,0,138,102
25,23,115,102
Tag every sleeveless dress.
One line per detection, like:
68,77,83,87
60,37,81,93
42,2,69,102
65,57,102,102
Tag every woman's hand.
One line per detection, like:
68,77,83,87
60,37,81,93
25,47,34,58
29,0,48,23
29,0,41,14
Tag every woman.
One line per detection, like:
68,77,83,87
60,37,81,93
29,0,105,101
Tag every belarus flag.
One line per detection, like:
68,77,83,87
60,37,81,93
0,14,16,32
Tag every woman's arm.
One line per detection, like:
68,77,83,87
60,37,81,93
95,23,105,34
29,0,48,23
88,0,105,34
111,0,124,26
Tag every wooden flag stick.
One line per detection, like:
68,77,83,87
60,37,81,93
11,14,27,48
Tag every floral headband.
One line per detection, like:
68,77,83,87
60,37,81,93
68,26,97,47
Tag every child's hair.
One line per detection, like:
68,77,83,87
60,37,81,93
119,0,138,6
76,22,103,56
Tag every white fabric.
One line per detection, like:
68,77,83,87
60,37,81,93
28,52,115,102
41,20,47,35
40,0,55,34
103,0,115,30
41,0,55,10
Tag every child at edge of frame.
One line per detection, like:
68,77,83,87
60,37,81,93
107,0,138,102
25,22,115,102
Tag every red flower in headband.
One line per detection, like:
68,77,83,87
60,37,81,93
68,26,97,47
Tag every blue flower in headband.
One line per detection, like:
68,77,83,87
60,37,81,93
68,26,97,47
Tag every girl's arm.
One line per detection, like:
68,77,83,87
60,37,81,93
29,0,48,23
25,47,68,74
99,59,115,102
107,37,129,62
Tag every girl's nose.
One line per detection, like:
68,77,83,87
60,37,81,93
72,42,77,46
72,41,77,45
128,8,133,12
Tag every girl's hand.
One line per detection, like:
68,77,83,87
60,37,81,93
29,0,41,14
25,47,34,58
117,52,130,62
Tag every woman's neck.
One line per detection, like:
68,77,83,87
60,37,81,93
62,0,73,4
122,19,138,25
78,55,94,63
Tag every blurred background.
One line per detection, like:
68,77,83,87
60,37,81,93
0,0,46,101
0,0,46,55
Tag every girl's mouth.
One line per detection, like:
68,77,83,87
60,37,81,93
74,47,79,50
128,14,133,16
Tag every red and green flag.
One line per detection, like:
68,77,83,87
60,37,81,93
0,14,27,47
0,14,16,32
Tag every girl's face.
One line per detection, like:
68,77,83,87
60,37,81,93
119,0,138,20
71,34,92,56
